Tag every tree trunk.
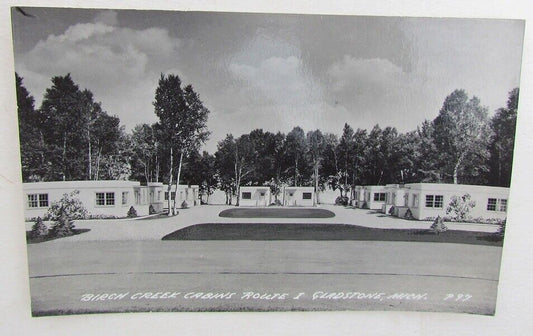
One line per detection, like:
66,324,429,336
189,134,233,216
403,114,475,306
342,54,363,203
294,157,299,187
167,147,174,216
453,153,465,184
95,147,102,181
314,162,319,206
172,151,184,215
62,132,67,181
155,153,160,182
87,128,92,180
236,164,242,206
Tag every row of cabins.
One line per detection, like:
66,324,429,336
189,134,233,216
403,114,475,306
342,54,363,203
238,186,315,207
352,183,509,221
22,180,509,222
237,183,508,221
22,181,199,220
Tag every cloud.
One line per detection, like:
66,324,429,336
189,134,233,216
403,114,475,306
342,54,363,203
94,10,118,26
16,16,182,130
325,55,434,130
327,56,407,97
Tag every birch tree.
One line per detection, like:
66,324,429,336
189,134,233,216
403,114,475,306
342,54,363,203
153,74,210,215
432,90,491,184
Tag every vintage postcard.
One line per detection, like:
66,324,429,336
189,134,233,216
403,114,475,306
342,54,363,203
10,6,525,317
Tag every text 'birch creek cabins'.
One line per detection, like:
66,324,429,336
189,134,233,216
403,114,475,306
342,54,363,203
23,180,509,222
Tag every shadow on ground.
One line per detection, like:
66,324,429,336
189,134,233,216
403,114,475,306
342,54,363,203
26,229,91,244
162,223,503,246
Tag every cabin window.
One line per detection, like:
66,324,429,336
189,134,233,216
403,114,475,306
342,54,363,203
373,193,386,202
122,192,129,205
96,192,115,206
487,198,507,212
242,192,252,199
27,193,48,208
425,195,443,208
260,192,265,196
302,192,312,200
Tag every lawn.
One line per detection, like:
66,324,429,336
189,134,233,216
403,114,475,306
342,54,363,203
219,208,335,218
162,223,503,246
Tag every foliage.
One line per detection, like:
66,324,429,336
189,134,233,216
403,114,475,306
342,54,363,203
129,123,161,183
446,193,476,221
181,200,189,209
153,73,210,214
127,206,138,218
46,190,87,221
49,213,75,237
335,196,349,206
432,89,491,184
404,208,414,220
30,217,48,238
498,219,506,238
430,216,448,234
16,71,518,196
488,88,519,187
149,204,156,215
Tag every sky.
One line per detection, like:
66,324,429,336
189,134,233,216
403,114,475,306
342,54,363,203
11,7,525,153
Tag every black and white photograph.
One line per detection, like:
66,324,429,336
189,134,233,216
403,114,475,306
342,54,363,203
4,1,531,329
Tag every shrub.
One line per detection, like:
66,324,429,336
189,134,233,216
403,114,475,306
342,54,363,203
335,196,349,206
446,193,476,222
149,204,156,215
86,214,119,220
430,216,448,234
498,219,506,238
47,190,87,221
127,206,138,218
30,217,48,238
404,208,414,220
49,213,75,237
181,200,189,209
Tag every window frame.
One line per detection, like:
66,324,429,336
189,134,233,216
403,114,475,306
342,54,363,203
373,192,386,202
425,194,444,208
242,192,252,200
95,192,115,207
302,192,312,200
27,193,49,208
487,198,507,212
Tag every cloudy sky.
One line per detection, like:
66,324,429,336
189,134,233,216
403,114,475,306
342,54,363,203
12,7,525,153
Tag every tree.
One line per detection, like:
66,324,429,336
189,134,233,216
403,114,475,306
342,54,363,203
15,73,46,181
306,129,326,205
283,127,308,186
234,134,257,205
215,134,237,205
432,90,491,184
364,125,384,185
130,123,160,183
336,124,355,197
153,74,210,215
40,74,90,180
488,88,519,187
37,74,125,182
198,151,217,203
412,121,442,182
351,129,367,184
